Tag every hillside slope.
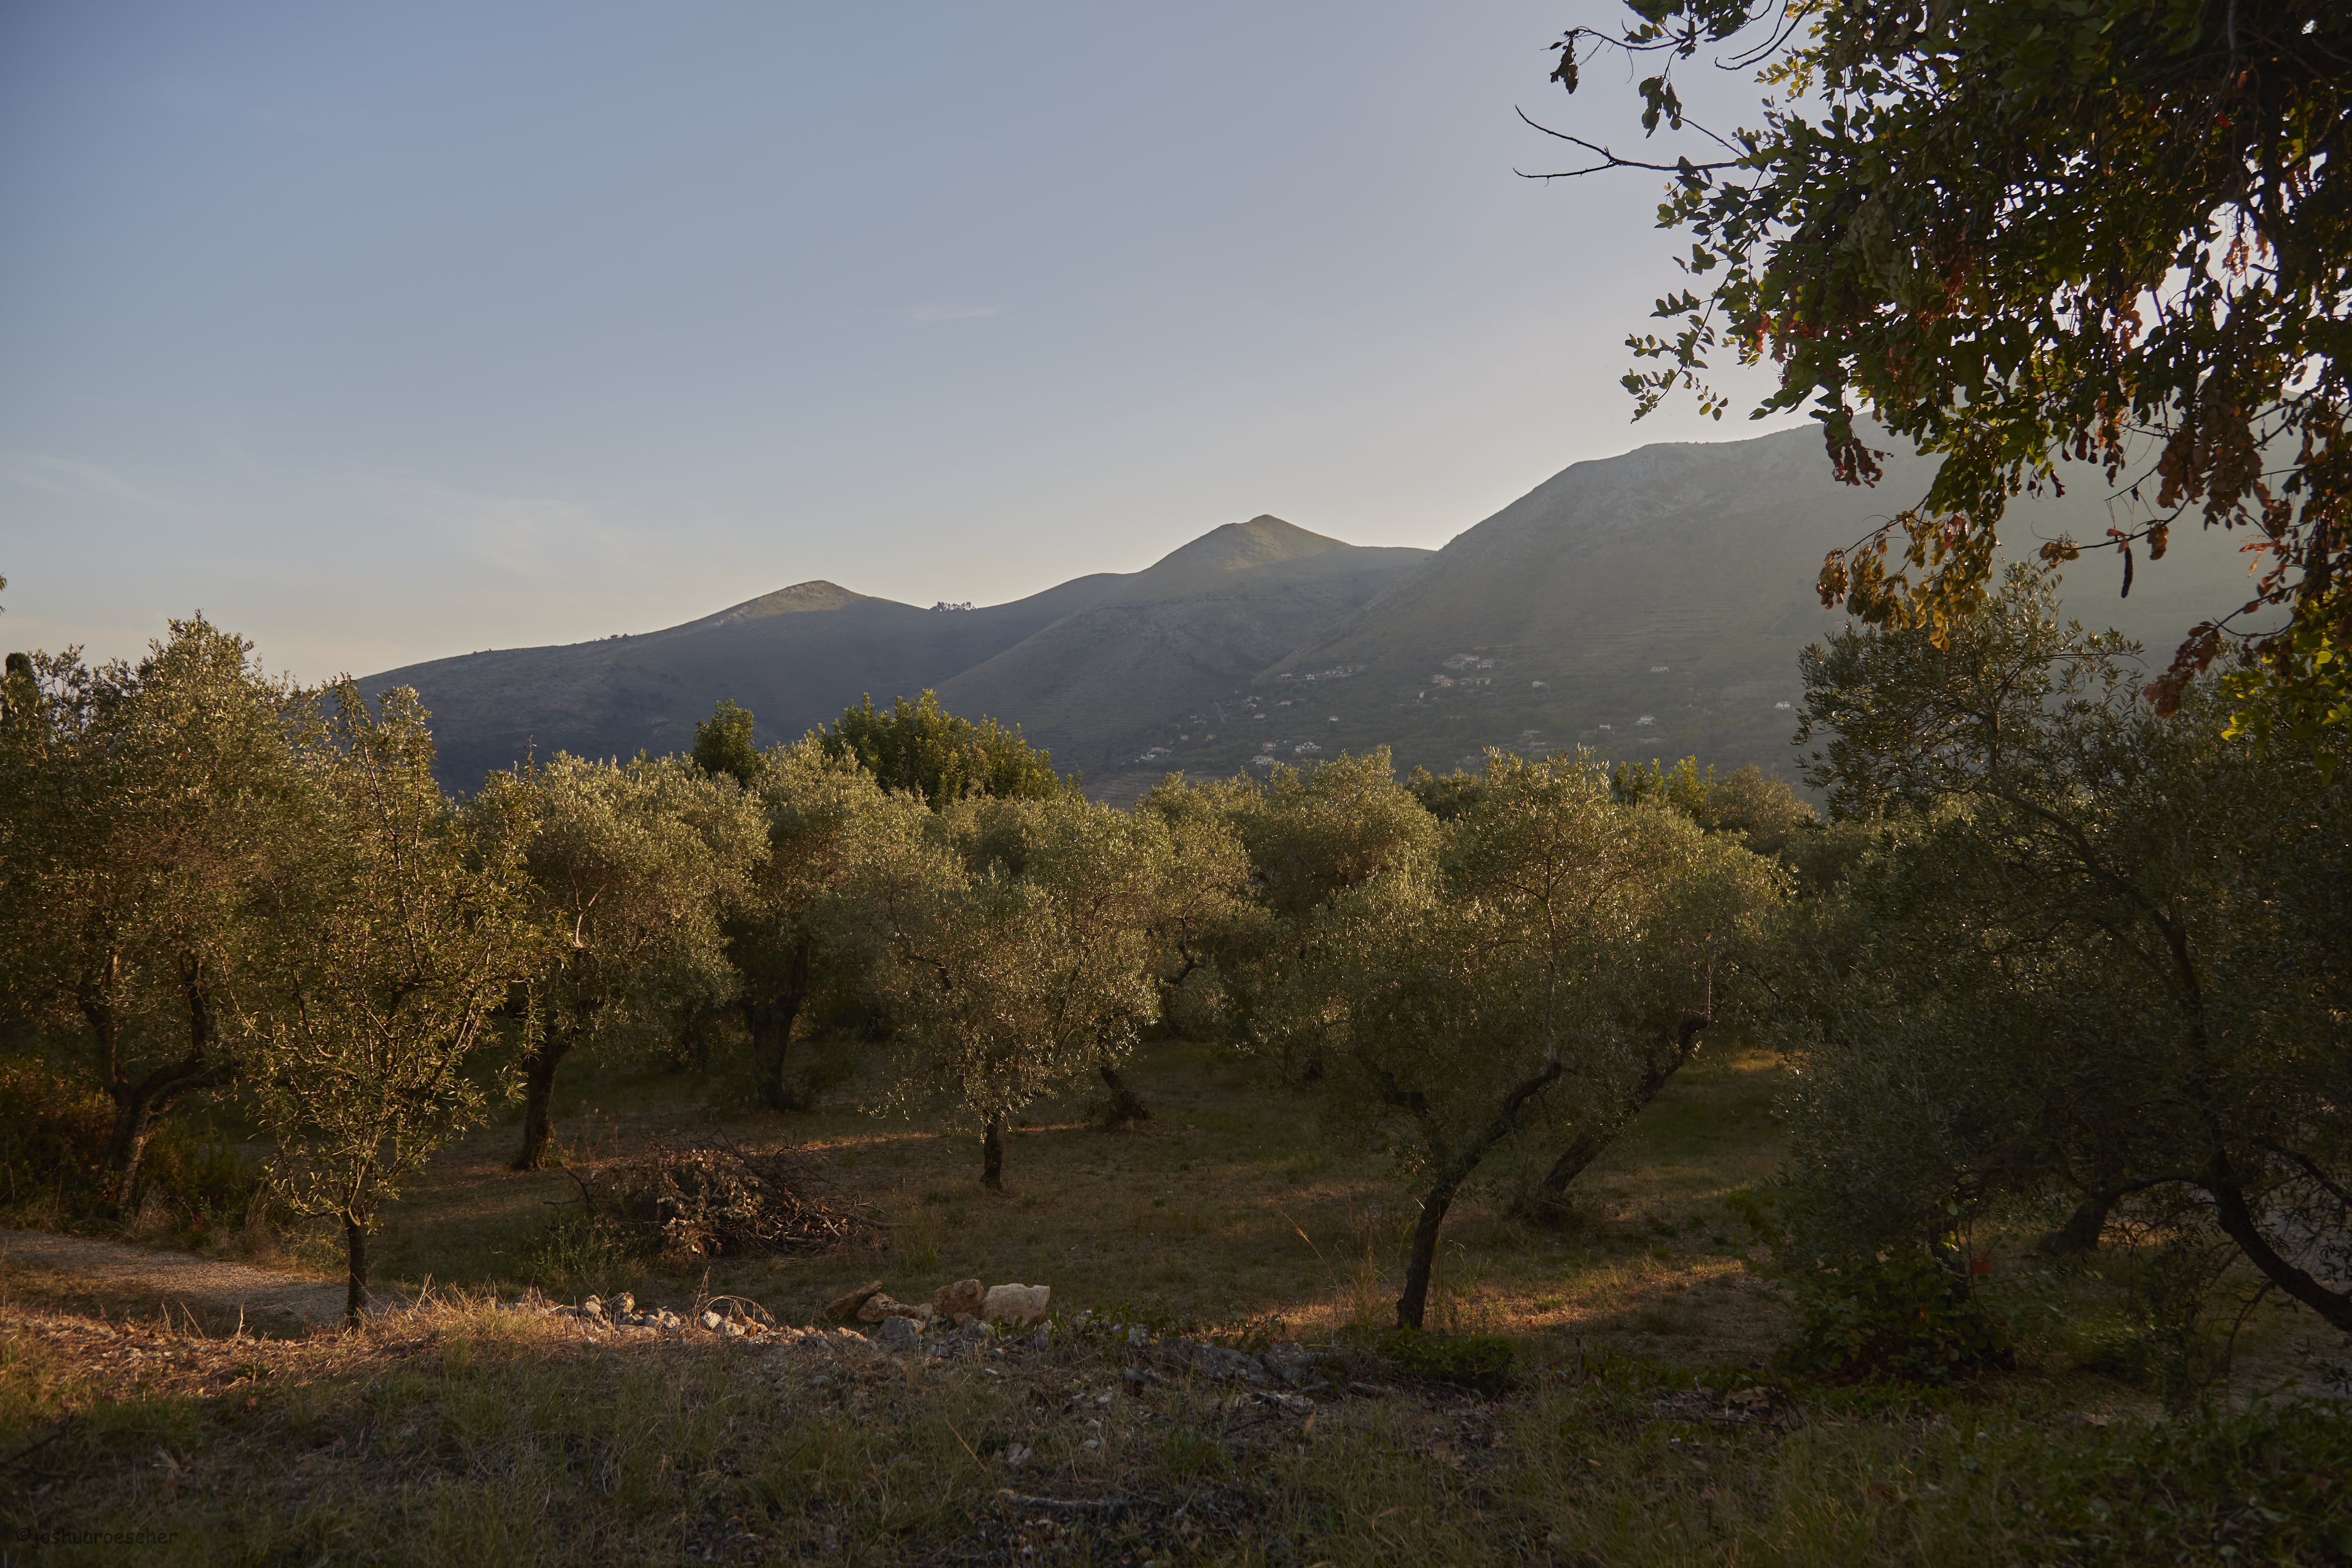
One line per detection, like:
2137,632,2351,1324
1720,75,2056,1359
1097,426,2261,790
934,517,1432,771
365,573,1117,792
370,428,2261,800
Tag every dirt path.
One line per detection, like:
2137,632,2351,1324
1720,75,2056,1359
0,1229,368,1332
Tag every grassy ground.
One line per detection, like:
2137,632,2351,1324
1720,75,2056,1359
5,1039,2347,1564
5,1282,2346,1567
318,1038,1804,1367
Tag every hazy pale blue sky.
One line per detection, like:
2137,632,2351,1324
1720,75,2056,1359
1,1,1800,680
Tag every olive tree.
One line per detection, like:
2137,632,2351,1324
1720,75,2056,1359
722,738,923,1111
1781,568,2352,1345
0,619,311,1211
855,793,1170,1188
504,754,764,1169
816,691,1064,807
1218,749,1439,1070
1286,753,1780,1328
1229,748,1437,921
241,684,548,1323
1129,773,1264,1068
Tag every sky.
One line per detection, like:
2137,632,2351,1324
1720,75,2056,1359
0,1,1803,681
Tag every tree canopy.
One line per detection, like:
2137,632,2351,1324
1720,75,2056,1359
1279,753,1780,1327
1781,569,2352,1354
1541,0,2352,735
815,692,1065,808
0,619,314,1210
690,698,765,787
242,683,548,1323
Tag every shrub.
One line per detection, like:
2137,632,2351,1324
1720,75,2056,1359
522,1212,639,1296
1781,1247,2015,1385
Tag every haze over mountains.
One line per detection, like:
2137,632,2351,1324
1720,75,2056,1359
367,426,2259,797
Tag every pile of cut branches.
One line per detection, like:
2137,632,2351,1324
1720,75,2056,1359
568,1137,876,1262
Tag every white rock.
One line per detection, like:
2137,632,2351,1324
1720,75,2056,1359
981,1283,1050,1323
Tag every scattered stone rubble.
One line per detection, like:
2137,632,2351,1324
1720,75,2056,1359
518,1278,1338,1394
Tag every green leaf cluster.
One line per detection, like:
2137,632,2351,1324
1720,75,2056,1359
1555,0,2352,730
815,690,1065,809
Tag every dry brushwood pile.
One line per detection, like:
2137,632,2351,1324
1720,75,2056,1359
570,1140,875,1262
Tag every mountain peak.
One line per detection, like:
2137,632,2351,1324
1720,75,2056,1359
1128,514,1353,583
681,580,879,631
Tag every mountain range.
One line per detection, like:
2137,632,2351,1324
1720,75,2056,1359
365,425,2260,797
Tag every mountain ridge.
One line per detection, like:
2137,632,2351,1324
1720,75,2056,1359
365,426,2264,798
363,516,1428,791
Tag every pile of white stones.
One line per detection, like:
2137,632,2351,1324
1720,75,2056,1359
519,1276,1054,1354
820,1277,1053,1355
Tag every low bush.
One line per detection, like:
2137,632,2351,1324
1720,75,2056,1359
521,1211,642,1296
1780,1247,2015,1385
1994,1399,2352,1565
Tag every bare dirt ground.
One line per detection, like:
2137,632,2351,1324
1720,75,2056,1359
0,1228,363,1333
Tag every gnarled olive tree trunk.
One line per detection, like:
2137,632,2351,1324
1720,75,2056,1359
92,966,222,1215
513,1029,576,1172
1395,1056,1566,1330
982,1118,1005,1190
1515,1015,1711,1224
